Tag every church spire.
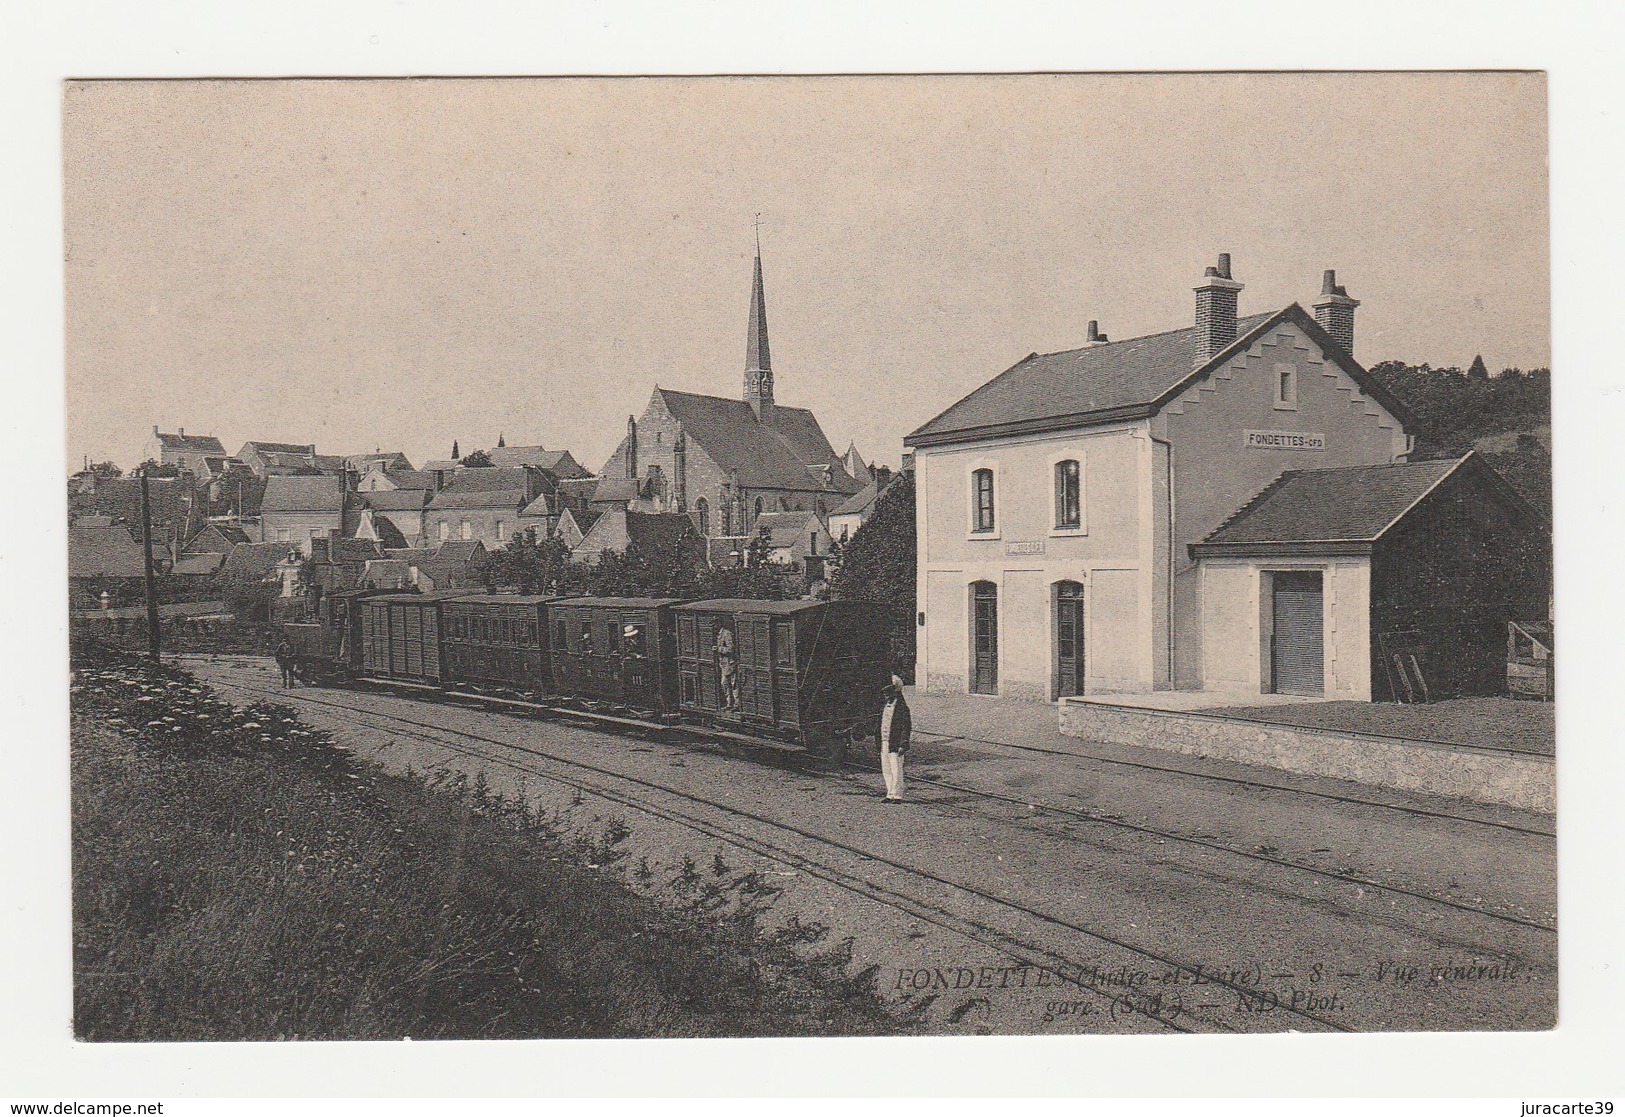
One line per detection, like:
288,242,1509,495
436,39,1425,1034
744,221,774,423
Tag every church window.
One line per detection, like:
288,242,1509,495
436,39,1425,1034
696,498,710,536
753,496,764,521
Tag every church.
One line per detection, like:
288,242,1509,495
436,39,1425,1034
597,246,864,546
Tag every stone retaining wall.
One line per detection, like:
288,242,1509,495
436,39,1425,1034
1057,699,1554,813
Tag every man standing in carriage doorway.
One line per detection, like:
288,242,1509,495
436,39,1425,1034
716,622,738,711
879,674,911,803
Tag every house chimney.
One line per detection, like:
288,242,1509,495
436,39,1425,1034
1193,253,1245,368
1313,269,1360,357
1084,320,1110,346
625,416,638,480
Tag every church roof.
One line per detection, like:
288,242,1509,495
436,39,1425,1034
654,388,860,495
746,250,771,375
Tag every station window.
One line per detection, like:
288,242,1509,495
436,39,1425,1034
1054,459,1082,530
972,468,996,533
1275,363,1298,409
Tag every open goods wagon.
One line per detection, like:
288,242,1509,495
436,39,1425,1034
672,599,891,768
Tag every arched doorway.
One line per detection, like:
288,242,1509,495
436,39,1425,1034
1053,580,1085,699
970,580,998,695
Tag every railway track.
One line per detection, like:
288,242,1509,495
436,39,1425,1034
202,673,1370,1034
910,728,1557,839
194,666,1555,1031
899,769,1557,935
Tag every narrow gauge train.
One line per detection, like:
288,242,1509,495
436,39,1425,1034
283,590,892,768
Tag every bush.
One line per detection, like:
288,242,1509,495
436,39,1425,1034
70,647,909,1040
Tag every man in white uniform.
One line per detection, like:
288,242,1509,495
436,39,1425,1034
878,674,912,802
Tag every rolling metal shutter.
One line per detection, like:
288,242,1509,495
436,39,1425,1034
1272,572,1325,696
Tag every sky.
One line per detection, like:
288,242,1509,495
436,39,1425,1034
63,73,1549,474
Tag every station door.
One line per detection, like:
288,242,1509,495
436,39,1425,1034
971,581,998,695
1271,572,1325,696
1054,581,1086,699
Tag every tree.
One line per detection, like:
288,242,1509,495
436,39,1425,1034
460,449,494,467
828,473,916,679
136,458,182,479
475,529,577,594
1468,354,1490,381
84,460,122,479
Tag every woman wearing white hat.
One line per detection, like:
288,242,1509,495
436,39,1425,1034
878,674,912,802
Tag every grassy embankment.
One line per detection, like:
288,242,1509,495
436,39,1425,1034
71,644,911,1040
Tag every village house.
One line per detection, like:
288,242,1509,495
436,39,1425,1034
356,488,431,546
259,474,356,555
905,257,1548,703
142,427,227,477
596,247,861,549
826,470,898,544
424,466,550,549
753,510,831,567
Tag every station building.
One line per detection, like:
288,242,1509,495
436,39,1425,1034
904,257,1547,703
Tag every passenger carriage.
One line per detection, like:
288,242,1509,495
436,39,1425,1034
547,597,683,718
441,594,563,696
672,599,891,768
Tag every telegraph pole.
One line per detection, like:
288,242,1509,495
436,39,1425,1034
139,466,161,662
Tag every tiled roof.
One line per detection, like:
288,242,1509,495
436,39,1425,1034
313,455,346,472
907,312,1277,444
387,547,437,567
183,523,251,552
261,475,345,513
655,389,860,494
171,553,226,576
755,510,821,550
359,512,410,549
909,304,1419,448
625,511,700,552
830,479,879,518
432,540,485,563
1196,457,1467,551
360,488,431,511
156,431,226,454
382,469,437,490
68,523,147,578
421,460,463,473
426,466,534,511
588,478,641,505
240,440,314,455
220,542,293,581
483,445,563,469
